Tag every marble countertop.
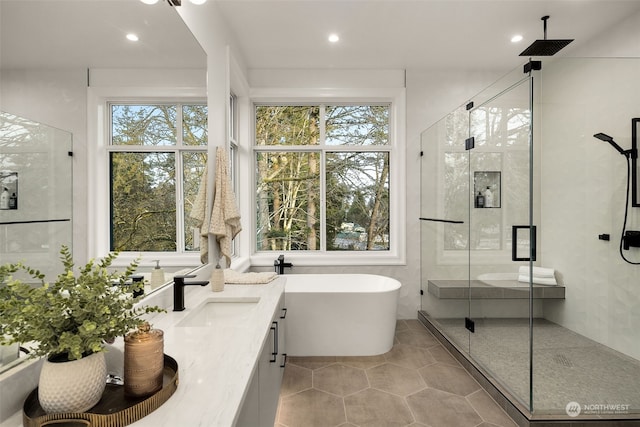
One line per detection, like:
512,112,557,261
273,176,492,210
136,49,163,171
1,277,285,427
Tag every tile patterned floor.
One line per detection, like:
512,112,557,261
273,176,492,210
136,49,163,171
275,319,518,427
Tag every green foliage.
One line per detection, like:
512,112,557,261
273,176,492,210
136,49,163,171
111,152,177,252
0,246,164,361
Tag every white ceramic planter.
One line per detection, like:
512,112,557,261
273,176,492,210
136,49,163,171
38,351,107,414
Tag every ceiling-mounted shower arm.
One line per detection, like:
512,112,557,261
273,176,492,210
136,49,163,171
541,15,550,40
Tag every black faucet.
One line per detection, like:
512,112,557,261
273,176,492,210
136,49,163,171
173,275,209,311
274,254,293,275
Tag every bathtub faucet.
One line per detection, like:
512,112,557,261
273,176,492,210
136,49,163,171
274,254,293,275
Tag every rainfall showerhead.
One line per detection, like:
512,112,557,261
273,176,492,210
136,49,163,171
593,132,627,155
519,16,574,56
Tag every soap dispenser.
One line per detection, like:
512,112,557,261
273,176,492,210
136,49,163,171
210,262,224,292
484,186,494,208
150,260,165,290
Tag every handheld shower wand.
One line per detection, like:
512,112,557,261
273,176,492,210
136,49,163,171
593,133,626,155
593,132,637,158
593,132,640,265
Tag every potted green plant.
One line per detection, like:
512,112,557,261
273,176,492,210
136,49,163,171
0,245,165,414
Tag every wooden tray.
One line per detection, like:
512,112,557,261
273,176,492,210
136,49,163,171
23,354,178,427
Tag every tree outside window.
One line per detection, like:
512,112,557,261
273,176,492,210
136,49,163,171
255,104,390,252
109,103,207,252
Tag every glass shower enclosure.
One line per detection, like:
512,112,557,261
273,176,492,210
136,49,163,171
419,59,640,421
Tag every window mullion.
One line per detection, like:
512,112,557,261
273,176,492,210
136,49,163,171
319,150,327,252
175,105,185,253
175,150,186,253
319,105,327,251
176,104,183,147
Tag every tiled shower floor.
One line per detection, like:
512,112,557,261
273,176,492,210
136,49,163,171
275,319,517,427
436,317,640,417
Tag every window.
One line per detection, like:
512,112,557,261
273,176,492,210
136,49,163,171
108,103,207,252
254,104,390,252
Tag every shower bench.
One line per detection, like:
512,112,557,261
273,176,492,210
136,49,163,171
427,279,565,299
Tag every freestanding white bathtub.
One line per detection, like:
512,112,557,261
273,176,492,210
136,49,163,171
284,274,401,356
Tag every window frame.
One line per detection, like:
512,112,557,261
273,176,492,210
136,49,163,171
107,101,208,254
87,87,207,268
248,88,406,267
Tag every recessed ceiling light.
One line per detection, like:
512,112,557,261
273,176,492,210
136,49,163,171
126,33,139,42
328,34,340,43
511,34,524,43
190,0,207,4
140,0,159,4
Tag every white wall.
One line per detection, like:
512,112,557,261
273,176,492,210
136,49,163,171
538,8,640,360
569,9,640,58
539,59,640,360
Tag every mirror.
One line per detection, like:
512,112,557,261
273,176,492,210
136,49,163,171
0,0,206,372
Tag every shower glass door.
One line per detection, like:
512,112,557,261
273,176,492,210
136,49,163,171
466,70,535,410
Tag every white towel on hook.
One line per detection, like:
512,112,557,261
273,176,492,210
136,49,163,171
209,147,242,266
190,165,209,264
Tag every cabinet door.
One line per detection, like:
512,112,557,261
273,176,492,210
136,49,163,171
235,366,260,427
259,319,280,426
237,293,287,427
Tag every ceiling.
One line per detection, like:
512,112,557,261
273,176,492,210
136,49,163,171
0,0,206,69
216,0,640,71
1,0,640,72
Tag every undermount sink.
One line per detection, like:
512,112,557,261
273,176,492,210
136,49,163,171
177,297,260,327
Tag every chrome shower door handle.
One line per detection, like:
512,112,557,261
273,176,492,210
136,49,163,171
512,225,537,262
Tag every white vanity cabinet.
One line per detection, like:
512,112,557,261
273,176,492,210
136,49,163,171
236,293,286,427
